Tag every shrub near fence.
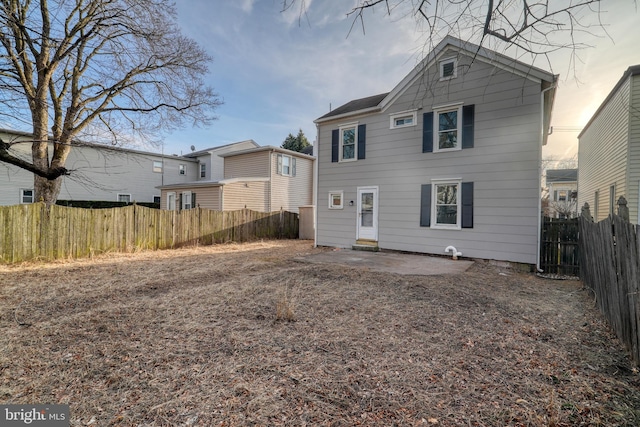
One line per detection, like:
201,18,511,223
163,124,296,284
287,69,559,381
0,203,299,264
579,211,640,366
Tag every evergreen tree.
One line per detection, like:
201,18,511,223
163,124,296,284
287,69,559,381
281,129,311,152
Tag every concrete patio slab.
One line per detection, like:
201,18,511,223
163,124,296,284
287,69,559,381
295,248,473,276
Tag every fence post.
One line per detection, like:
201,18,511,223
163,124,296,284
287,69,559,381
617,196,630,222
581,202,593,222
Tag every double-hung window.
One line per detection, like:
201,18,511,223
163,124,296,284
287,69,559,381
153,161,163,173
420,180,473,229
277,153,296,176
118,194,131,203
179,164,186,175
340,124,357,161
435,104,462,151
332,123,366,163
20,189,34,204
182,191,192,210
200,163,206,178
433,180,461,228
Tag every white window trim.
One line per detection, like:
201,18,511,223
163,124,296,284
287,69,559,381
431,178,462,230
118,193,132,203
167,192,176,211
339,122,358,162
328,191,344,210
152,160,163,173
182,191,192,210
439,57,458,80
389,110,417,129
433,103,463,153
281,154,293,176
20,188,34,204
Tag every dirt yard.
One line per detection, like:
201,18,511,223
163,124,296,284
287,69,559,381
1,240,639,426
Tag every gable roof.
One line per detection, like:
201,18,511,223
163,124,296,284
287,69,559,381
316,93,389,121
183,139,260,157
315,35,557,125
219,145,315,160
546,169,578,183
578,64,640,139
0,127,198,161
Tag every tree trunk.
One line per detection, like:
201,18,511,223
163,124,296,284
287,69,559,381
34,175,63,205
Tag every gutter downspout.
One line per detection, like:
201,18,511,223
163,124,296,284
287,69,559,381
313,123,319,248
537,80,557,273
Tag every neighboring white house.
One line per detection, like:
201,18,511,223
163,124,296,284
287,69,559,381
578,65,640,224
158,146,314,213
0,128,253,206
313,36,557,265
546,169,578,218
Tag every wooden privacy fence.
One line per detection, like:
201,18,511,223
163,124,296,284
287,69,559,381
0,203,299,264
540,216,580,276
579,204,640,366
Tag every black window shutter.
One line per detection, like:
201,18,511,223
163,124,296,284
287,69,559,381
178,193,183,211
462,105,475,149
420,184,432,227
357,124,366,160
331,129,339,162
192,193,196,209
422,112,433,153
461,182,474,228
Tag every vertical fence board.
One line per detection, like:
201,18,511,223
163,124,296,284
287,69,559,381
0,204,299,264
580,214,640,366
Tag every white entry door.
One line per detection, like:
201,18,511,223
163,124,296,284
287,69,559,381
357,186,378,241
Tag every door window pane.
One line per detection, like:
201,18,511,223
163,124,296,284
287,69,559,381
361,192,373,227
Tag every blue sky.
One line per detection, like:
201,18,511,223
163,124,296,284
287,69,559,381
162,1,639,160
5,1,636,160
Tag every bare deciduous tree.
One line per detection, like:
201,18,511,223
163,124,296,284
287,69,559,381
0,0,221,204
282,0,608,72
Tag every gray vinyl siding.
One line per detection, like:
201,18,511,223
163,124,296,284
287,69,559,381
224,151,270,179
317,50,547,264
0,130,198,205
578,78,631,222
629,74,640,223
222,181,269,212
271,153,314,213
0,135,36,205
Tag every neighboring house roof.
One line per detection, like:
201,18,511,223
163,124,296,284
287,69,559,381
0,127,198,161
578,64,640,138
183,139,260,157
314,35,557,144
300,145,314,156
157,177,269,190
219,145,315,160
546,169,578,183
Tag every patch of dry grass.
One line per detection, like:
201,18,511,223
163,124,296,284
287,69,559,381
1,240,639,426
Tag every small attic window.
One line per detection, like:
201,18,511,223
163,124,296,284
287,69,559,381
439,58,457,80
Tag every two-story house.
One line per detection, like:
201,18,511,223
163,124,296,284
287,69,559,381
545,169,578,218
578,65,640,224
313,36,557,265
158,146,314,213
